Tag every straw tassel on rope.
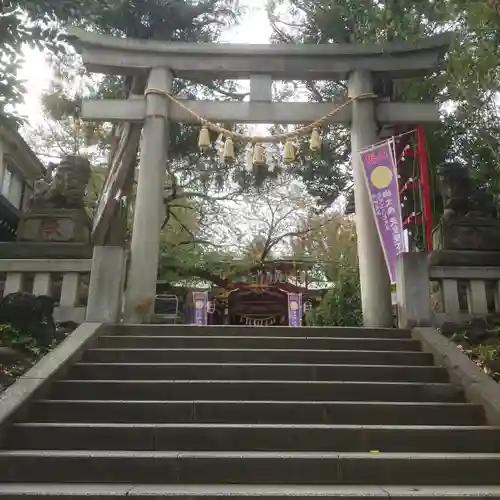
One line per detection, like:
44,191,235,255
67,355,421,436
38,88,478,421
245,144,254,171
310,128,321,152
253,144,266,166
198,125,211,151
223,137,235,162
283,139,295,164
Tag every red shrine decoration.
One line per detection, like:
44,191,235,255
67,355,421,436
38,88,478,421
205,260,321,327
395,125,433,253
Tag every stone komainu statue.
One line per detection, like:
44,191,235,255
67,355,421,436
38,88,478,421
30,155,91,211
437,162,495,220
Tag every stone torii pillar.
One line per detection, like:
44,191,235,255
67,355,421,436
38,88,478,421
123,68,172,323
349,70,393,327
70,28,451,326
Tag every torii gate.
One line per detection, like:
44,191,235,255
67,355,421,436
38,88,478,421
70,29,451,326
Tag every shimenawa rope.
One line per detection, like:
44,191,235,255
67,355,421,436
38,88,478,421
144,88,376,144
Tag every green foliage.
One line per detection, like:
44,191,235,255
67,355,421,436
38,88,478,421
86,167,108,218
2,0,239,120
291,215,362,326
74,0,238,42
159,243,249,285
0,359,34,391
1,0,97,118
291,134,351,211
0,324,23,347
307,276,362,327
445,319,500,382
267,0,500,217
19,0,245,256
0,322,63,391
472,343,500,365
307,223,362,327
0,323,49,357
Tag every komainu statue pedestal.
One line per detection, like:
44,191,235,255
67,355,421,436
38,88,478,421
433,216,500,253
0,155,93,259
431,161,500,266
17,209,91,244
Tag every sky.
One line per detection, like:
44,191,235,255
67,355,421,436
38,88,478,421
17,0,273,124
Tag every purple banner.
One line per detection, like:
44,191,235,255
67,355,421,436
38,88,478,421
359,139,405,284
193,291,208,325
288,293,302,327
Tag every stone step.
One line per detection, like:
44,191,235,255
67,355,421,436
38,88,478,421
8,423,500,453
82,348,434,365
96,336,422,351
67,363,449,383
1,484,499,499
26,400,485,425
48,380,464,403
0,451,499,484
106,325,412,339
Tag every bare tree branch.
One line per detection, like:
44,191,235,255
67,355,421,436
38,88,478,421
173,239,226,247
305,82,325,103
166,189,243,203
269,226,316,249
191,79,250,100
165,209,197,240
269,19,295,43
273,19,308,29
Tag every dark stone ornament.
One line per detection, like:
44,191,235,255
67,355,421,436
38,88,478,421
0,292,56,347
432,162,500,253
30,155,91,211
16,155,93,245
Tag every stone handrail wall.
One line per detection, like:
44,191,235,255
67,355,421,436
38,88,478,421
396,252,500,328
0,259,92,324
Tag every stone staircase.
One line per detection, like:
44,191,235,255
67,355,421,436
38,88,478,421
0,324,500,498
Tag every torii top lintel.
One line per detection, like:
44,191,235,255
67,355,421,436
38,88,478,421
68,28,453,81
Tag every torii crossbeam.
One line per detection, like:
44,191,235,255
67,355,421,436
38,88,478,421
69,28,452,326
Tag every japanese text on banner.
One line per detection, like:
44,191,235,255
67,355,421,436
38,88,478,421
359,139,405,283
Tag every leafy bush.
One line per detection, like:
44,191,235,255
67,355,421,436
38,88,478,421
445,319,500,383
307,275,362,327
0,324,42,391
0,323,52,357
